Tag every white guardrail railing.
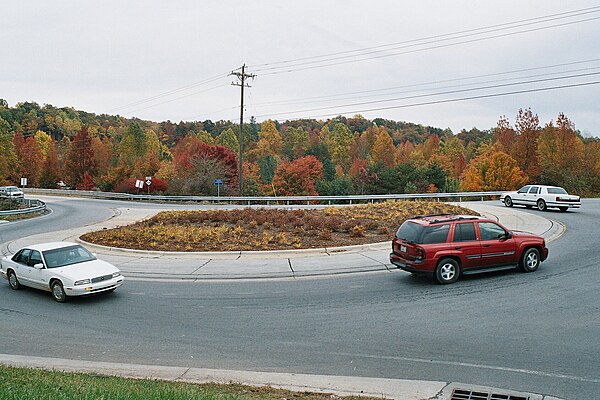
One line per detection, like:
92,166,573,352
0,198,46,216
23,188,503,205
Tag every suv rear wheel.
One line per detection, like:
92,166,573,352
435,258,460,284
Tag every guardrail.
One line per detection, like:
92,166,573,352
23,188,503,205
0,198,46,216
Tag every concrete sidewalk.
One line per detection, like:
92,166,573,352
2,201,564,281
0,354,558,400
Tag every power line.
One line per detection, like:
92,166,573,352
254,75,600,120
249,59,600,108
249,6,600,70
122,83,230,115
107,72,230,114
255,15,600,75
274,81,600,120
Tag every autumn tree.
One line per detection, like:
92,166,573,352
17,136,45,186
493,115,516,153
537,113,585,191
281,126,309,160
272,155,323,196
371,127,396,167
216,127,239,154
66,126,96,187
248,120,283,162
323,122,353,172
461,149,527,191
512,108,541,181
0,117,17,183
39,139,60,188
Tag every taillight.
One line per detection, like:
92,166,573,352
415,246,425,261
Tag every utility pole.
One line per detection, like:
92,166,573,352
230,64,255,195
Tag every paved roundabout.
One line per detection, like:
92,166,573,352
1,196,598,399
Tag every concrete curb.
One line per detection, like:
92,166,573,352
0,354,558,400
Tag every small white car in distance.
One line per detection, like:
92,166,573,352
0,242,123,302
501,185,581,212
0,186,24,199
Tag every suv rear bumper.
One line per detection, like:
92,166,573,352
389,253,433,274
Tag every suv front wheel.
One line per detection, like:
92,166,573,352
435,258,460,284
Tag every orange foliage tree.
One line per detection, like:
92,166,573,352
461,149,527,191
272,155,323,196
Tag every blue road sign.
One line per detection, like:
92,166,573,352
214,179,224,186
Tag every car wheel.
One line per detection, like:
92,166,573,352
537,199,547,211
435,258,460,284
559,206,568,212
51,280,68,303
504,196,513,207
520,248,540,272
8,270,21,290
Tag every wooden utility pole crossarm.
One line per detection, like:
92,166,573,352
230,64,256,195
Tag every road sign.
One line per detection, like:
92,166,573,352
214,179,224,186
21,177,28,187
135,180,144,189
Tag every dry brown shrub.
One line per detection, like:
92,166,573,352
350,224,366,237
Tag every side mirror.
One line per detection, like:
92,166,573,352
503,232,512,240
33,263,44,269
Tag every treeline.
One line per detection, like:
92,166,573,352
0,99,598,196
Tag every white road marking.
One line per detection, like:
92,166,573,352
331,352,600,383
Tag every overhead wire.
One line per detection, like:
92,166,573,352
249,59,600,108
253,72,600,119
248,6,600,70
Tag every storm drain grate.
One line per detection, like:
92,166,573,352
450,389,529,400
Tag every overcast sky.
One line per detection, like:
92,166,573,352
2,1,599,136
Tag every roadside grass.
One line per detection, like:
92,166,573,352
81,200,477,251
0,365,379,400
0,211,45,222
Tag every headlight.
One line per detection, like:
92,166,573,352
74,279,91,286
112,272,121,278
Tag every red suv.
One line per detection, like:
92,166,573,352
389,214,548,284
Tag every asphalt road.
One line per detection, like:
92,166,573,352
1,197,598,399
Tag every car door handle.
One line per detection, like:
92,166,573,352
454,246,462,250
483,244,491,247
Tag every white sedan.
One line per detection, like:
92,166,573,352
0,242,123,302
501,184,581,212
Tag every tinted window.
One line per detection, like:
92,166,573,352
547,187,567,194
396,222,449,244
529,186,540,194
479,222,508,241
454,222,477,242
396,221,425,243
420,225,450,244
13,249,32,265
517,186,531,194
29,250,43,267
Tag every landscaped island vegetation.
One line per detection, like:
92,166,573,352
81,201,477,251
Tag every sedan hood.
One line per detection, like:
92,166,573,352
53,259,120,281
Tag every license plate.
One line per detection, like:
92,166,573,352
400,245,407,252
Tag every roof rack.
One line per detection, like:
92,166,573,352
414,214,480,224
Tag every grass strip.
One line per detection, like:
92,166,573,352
0,365,380,400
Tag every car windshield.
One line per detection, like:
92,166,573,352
6,187,19,192
547,187,568,194
42,245,97,268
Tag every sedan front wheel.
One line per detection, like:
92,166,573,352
51,280,68,303
504,196,513,207
8,270,21,290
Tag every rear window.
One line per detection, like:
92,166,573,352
396,221,450,244
547,187,567,194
